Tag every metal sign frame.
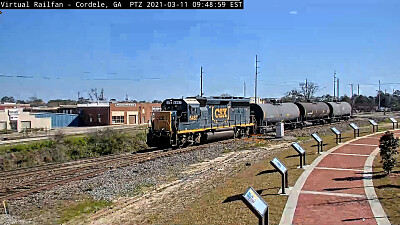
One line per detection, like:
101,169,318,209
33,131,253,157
291,142,306,168
389,118,399,129
311,133,323,153
331,127,342,144
270,157,288,194
369,120,378,132
349,123,360,138
242,187,269,225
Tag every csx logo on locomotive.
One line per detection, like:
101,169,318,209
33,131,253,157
214,108,228,119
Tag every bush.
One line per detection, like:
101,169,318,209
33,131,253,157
379,131,399,174
0,129,147,170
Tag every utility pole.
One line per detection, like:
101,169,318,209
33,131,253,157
337,78,340,101
244,82,246,97
78,91,80,100
200,66,203,97
349,83,354,98
357,84,360,95
333,70,336,101
305,79,308,101
378,80,381,109
255,55,260,104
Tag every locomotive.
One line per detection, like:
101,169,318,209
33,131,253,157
147,96,254,148
147,96,352,148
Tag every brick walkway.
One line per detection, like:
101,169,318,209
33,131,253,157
280,130,400,225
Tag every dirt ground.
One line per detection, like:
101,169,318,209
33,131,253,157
68,123,396,224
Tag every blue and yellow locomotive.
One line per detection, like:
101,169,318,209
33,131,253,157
147,96,254,148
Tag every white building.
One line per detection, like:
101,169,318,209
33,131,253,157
0,108,51,132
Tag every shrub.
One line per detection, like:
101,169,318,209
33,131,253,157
379,131,399,174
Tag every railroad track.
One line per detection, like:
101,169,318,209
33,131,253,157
0,117,379,202
0,142,229,202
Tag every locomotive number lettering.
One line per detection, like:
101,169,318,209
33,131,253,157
214,108,228,119
189,115,198,120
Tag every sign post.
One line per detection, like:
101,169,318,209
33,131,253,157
389,118,398,129
349,123,360,138
270,157,288,194
331,127,342,144
242,187,269,225
291,142,306,168
311,133,323,154
369,120,378,132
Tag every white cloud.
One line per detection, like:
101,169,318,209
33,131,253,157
289,11,298,15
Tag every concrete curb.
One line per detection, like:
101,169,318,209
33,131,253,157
364,147,391,225
279,130,394,225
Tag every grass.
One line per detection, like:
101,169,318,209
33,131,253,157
162,123,396,225
57,198,112,224
373,147,400,224
296,136,311,141
0,129,147,171
122,183,155,197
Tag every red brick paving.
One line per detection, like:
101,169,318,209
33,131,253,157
317,154,368,170
293,194,376,225
291,134,385,225
350,138,379,146
333,145,376,155
302,169,366,195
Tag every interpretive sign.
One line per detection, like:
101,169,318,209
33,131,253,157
311,133,322,143
349,123,359,130
242,187,269,225
331,127,341,135
291,142,305,154
349,123,360,138
390,118,399,129
243,187,268,216
369,120,378,126
270,157,287,174
369,120,378,132
291,142,306,168
270,157,289,194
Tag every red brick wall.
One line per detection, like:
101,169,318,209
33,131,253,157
78,107,110,126
109,102,161,125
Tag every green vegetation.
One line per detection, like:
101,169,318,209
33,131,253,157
379,131,399,174
0,129,147,171
58,198,112,224
296,136,311,141
373,156,400,224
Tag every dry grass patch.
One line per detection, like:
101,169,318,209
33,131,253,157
373,151,400,224
165,124,395,225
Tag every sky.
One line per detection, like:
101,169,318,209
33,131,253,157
1,0,400,102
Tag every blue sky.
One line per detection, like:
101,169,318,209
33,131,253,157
1,0,400,102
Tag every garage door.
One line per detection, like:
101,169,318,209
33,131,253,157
21,121,31,129
129,115,137,124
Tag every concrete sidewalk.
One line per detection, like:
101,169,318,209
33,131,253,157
280,130,400,225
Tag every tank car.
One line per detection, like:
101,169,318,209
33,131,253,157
147,96,254,148
326,101,351,121
250,103,300,133
294,102,331,125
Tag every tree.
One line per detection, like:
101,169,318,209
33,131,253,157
299,81,319,101
1,96,15,103
340,95,351,104
283,90,303,102
28,97,45,107
283,81,319,102
89,88,106,101
152,100,162,103
379,131,399,174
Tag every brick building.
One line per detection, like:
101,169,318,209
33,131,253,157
77,102,161,126
109,102,161,125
